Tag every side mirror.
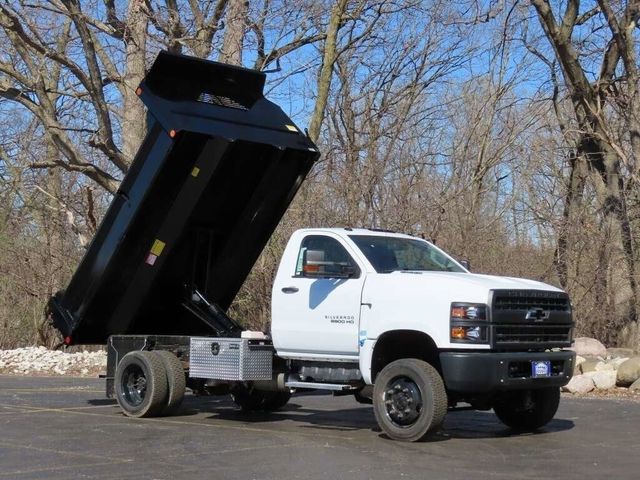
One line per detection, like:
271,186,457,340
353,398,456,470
460,259,471,271
302,250,356,278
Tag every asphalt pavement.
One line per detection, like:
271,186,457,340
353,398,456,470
0,375,638,480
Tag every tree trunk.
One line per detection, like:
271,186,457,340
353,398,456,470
307,0,348,143
219,0,248,65
121,0,148,164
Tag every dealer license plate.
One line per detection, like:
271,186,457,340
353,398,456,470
531,360,551,378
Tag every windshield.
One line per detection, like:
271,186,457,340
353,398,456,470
349,235,465,273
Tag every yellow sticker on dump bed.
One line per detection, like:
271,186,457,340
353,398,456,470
150,239,166,256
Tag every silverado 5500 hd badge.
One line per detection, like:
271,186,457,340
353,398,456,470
326,315,355,324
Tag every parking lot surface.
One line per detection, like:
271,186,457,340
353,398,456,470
0,375,639,479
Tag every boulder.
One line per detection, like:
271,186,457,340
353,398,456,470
563,375,595,394
608,357,630,369
590,370,617,390
616,357,640,387
575,355,586,367
607,347,636,358
594,361,614,372
572,337,607,357
579,359,601,374
630,379,640,391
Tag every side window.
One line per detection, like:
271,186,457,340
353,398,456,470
295,235,358,277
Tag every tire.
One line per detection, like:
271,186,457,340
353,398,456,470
373,359,447,442
262,391,291,412
155,351,186,416
115,351,168,418
231,384,267,411
493,387,560,431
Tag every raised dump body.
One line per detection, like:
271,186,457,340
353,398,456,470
49,51,319,344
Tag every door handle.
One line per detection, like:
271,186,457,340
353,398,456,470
281,286,299,294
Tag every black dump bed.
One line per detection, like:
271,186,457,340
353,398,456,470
48,51,319,345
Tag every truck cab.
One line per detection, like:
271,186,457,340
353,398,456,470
272,228,575,440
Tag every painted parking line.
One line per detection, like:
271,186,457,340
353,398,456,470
0,388,104,394
0,402,356,441
0,441,193,478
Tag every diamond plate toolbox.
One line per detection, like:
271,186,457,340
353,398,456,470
189,337,273,380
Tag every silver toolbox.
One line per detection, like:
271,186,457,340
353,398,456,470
189,337,273,381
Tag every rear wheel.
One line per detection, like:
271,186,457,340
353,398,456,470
231,385,291,412
231,384,267,411
115,351,168,418
493,387,560,431
373,359,447,442
262,391,291,411
155,351,186,416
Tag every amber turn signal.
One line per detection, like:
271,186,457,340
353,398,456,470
451,327,466,339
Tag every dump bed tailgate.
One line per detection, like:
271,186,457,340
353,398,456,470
48,51,319,344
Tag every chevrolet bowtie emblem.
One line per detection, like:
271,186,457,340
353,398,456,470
525,308,549,322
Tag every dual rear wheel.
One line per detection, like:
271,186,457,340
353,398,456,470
115,350,186,418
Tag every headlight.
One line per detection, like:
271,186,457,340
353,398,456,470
450,303,487,320
450,302,488,343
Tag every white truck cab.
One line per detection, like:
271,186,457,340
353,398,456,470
269,228,575,440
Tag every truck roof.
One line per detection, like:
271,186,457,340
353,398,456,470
295,228,423,239
48,51,319,344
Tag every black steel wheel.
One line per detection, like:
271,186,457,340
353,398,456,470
155,351,186,416
493,387,560,431
115,351,168,418
373,359,447,442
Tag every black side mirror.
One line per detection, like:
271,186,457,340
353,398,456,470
302,249,355,278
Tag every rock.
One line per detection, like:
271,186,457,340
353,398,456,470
580,359,601,374
595,361,614,372
630,379,640,391
572,337,607,357
608,357,630,369
616,357,640,387
563,375,595,394
607,347,636,358
575,355,586,367
591,370,617,390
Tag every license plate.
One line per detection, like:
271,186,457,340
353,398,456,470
531,360,551,378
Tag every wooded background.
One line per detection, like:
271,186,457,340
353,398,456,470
1,0,639,349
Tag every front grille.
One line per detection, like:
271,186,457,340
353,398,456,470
490,289,573,349
493,290,570,312
493,325,572,347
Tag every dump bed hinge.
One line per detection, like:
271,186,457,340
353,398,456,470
182,288,242,337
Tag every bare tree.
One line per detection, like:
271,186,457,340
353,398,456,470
530,0,640,340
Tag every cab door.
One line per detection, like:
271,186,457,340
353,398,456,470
271,234,365,360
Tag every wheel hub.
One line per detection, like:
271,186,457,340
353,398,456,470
383,377,422,426
122,364,147,407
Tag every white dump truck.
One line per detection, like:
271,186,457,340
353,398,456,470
49,51,575,442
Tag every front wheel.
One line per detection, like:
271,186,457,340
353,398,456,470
373,359,447,442
493,387,560,431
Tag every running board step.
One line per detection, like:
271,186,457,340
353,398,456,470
285,381,358,391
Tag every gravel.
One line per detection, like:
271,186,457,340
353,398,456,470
0,346,106,377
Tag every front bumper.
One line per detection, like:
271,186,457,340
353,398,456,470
439,350,575,393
